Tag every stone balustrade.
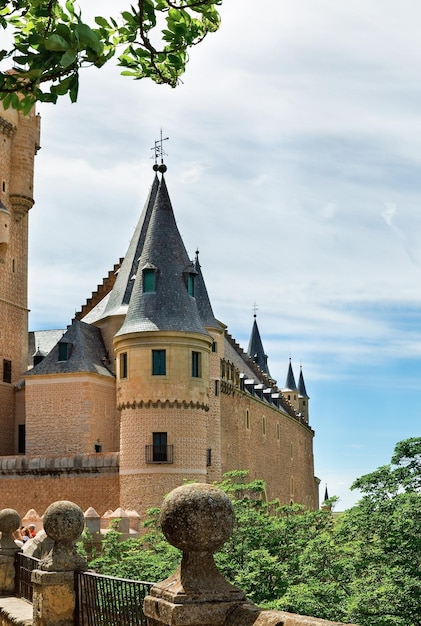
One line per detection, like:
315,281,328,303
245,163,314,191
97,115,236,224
0,486,358,626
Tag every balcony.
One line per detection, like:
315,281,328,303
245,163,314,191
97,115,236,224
145,445,174,464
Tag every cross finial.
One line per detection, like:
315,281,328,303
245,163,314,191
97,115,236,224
151,129,169,173
252,302,258,318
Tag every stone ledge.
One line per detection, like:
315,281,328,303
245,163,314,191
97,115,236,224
0,453,120,476
0,596,32,626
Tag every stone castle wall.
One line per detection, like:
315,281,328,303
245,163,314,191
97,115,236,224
24,374,119,455
0,453,119,517
221,388,317,508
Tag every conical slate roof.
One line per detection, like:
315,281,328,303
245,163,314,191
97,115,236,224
298,366,309,398
193,250,220,330
284,358,297,391
247,316,270,376
101,174,159,319
116,175,208,336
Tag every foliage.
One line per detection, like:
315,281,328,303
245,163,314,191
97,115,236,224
0,0,221,112
85,439,421,626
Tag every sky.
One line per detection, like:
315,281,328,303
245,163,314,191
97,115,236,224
12,0,421,509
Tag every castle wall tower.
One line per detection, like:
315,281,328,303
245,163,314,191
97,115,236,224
0,105,40,454
114,172,213,512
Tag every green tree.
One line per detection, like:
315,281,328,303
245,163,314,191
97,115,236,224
0,0,221,113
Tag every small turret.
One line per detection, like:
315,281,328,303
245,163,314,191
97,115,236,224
298,365,309,423
283,358,299,411
247,313,270,377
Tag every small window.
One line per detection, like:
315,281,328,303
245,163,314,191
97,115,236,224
246,409,250,430
276,422,280,441
188,273,195,296
120,352,128,379
18,424,25,454
212,341,217,353
214,380,219,396
3,359,12,383
262,416,266,436
206,448,212,467
152,349,166,375
94,443,102,453
192,351,201,378
58,342,70,362
143,268,156,293
12,259,15,273
2,181,5,192
153,432,167,462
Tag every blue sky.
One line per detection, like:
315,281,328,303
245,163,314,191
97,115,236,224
18,0,421,509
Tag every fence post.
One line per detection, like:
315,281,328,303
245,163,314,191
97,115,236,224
143,483,246,626
31,500,87,626
0,508,21,595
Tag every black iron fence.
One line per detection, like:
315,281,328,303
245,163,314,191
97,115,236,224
14,552,40,602
75,570,154,626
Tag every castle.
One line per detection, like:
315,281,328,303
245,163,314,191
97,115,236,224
0,107,319,517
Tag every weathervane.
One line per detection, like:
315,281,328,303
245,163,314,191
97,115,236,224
151,129,169,173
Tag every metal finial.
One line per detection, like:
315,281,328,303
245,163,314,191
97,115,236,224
252,302,258,318
151,129,169,172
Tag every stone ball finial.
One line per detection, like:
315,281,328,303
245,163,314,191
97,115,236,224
160,483,234,554
40,501,87,572
43,500,84,543
0,508,20,554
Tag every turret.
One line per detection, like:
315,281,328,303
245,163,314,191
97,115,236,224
114,164,213,511
283,358,299,412
298,365,309,423
247,313,270,377
0,103,40,454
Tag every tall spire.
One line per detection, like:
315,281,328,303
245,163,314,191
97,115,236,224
284,358,297,391
116,174,207,336
247,310,270,376
298,365,309,398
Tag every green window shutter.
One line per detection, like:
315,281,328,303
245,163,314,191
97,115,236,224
143,269,156,292
152,349,166,375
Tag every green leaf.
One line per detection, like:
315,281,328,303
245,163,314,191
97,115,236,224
60,49,77,68
45,34,70,52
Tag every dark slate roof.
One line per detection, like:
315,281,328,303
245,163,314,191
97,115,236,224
100,174,160,319
25,320,113,377
193,251,220,330
247,317,271,376
284,358,298,391
116,175,208,336
298,366,309,398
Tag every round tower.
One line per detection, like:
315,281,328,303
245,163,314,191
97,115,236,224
114,170,213,512
0,104,40,454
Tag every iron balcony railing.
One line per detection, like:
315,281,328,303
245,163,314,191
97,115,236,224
15,552,40,602
75,570,154,626
145,444,173,463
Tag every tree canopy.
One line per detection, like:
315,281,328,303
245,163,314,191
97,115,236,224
81,440,421,626
0,0,221,113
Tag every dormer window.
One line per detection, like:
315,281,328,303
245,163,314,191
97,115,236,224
142,262,158,293
187,273,195,297
58,342,71,362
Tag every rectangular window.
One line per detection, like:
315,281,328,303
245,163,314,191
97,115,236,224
188,274,195,296
58,342,69,362
276,422,280,441
212,341,217,353
153,432,167,462
143,268,156,293
262,416,266,436
192,351,201,378
152,349,166,375
18,424,25,454
120,352,128,379
214,380,219,396
3,359,11,383
206,448,212,467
